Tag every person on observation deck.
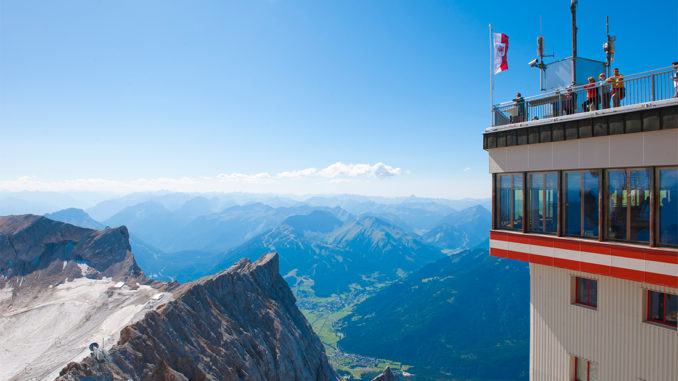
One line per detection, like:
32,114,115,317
513,92,526,122
582,77,600,112
563,86,577,115
599,73,610,109
672,61,678,98
552,89,562,117
609,67,625,107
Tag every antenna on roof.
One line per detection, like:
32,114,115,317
571,0,578,85
603,16,616,77
529,16,554,91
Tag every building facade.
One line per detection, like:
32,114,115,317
484,70,678,381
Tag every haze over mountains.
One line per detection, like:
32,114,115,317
0,191,530,380
0,214,336,380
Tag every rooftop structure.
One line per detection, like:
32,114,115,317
484,64,678,380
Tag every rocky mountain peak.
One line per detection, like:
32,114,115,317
0,215,143,290
57,252,338,381
371,366,397,381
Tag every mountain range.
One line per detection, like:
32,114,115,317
216,211,445,297
0,214,336,380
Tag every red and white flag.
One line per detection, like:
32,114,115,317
493,32,509,74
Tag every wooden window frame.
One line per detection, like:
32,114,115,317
574,277,598,308
647,290,677,328
527,171,559,234
604,167,653,244
655,166,678,248
495,172,524,231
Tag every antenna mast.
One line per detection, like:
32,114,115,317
570,0,578,85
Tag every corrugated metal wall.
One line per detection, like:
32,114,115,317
530,263,678,381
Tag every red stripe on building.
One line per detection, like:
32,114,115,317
490,230,678,288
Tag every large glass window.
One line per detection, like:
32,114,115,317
629,170,651,241
528,172,558,233
606,169,650,242
564,171,599,237
497,174,523,230
575,277,598,308
648,291,677,327
657,168,678,245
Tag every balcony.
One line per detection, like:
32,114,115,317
490,66,678,128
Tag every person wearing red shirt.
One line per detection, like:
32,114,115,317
582,76,599,112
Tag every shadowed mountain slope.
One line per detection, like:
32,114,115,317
338,249,529,381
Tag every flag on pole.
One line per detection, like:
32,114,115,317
493,33,509,74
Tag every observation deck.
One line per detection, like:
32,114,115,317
483,66,678,289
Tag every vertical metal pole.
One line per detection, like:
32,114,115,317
598,170,604,241
651,74,656,101
606,16,611,78
492,173,497,230
571,1,578,85
650,167,655,247
490,24,494,126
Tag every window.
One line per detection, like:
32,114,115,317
497,173,523,230
528,172,558,233
574,357,598,381
606,169,650,242
657,168,678,246
564,171,599,238
647,291,677,327
575,277,597,308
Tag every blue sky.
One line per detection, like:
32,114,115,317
1,0,676,198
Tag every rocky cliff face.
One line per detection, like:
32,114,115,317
0,215,163,380
57,253,338,381
0,214,144,292
372,367,397,381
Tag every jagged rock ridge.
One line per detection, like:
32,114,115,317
58,253,338,381
0,214,144,291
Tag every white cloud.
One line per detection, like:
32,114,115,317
276,168,318,179
317,162,401,178
0,162,403,193
463,167,471,172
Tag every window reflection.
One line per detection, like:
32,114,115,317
658,168,678,245
528,173,558,233
513,174,523,230
498,174,523,231
607,170,627,240
629,170,650,242
565,171,599,237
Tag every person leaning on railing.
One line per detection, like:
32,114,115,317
552,89,561,116
599,73,610,109
512,92,526,122
608,67,625,107
582,77,600,112
672,61,678,98
563,86,577,115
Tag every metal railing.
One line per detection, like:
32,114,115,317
492,66,678,127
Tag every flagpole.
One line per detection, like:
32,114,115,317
489,24,494,126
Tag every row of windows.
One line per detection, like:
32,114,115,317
495,167,678,246
569,286,675,381
572,276,677,328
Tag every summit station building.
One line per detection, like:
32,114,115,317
484,66,678,380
